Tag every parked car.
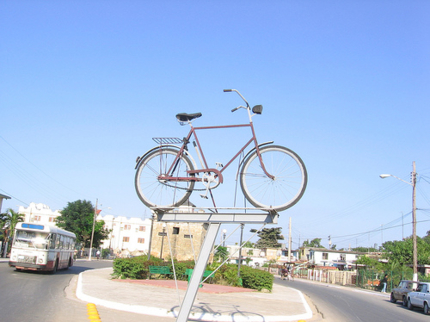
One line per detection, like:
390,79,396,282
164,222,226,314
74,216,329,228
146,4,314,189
390,280,418,306
407,282,430,314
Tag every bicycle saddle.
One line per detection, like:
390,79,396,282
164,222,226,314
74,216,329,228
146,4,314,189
176,113,202,122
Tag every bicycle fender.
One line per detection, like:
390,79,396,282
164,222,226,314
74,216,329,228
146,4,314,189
241,141,274,164
135,145,197,170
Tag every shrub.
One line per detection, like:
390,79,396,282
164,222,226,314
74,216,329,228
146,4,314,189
112,257,274,291
112,256,163,279
240,265,273,291
168,260,195,280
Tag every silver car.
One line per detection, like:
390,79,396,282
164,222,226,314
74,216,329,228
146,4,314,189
407,282,430,314
390,280,418,306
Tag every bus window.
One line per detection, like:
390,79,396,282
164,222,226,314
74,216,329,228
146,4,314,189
65,237,70,250
50,233,57,249
13,230,49,250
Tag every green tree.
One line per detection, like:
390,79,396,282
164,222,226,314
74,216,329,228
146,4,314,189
56,200,109,248
243,241,254,248
382,237,430,266
355,255,384,270
303,238,324,248
352,246,378,253
423,230,430,245
252,227,284,249
214,245,229,262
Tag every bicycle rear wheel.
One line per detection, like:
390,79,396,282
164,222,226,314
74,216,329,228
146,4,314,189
240,145,307,212
135,147,195,208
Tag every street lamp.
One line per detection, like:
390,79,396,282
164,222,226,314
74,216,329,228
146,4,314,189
222,229,227,247
380,161,417,281
160,223,167,260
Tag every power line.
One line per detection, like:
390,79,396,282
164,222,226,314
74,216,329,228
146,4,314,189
0,188,30,207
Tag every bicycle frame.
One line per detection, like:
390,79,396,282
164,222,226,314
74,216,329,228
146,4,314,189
160,113,274,184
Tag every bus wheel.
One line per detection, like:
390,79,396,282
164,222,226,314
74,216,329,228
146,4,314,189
65,258,72,270
51,260,58,274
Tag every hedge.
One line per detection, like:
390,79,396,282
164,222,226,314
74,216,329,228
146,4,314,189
112,256,273,291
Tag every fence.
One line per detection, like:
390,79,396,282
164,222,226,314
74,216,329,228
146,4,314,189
292,268,414,292
355,269,414,292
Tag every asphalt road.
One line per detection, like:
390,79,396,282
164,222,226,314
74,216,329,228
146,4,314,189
276,278,430,322
0,260,174,322
2,259,429,322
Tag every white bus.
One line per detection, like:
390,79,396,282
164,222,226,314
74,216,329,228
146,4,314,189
9,222,76,273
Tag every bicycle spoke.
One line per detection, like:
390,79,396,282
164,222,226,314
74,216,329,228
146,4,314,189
135,148,195,208
240,145,307,211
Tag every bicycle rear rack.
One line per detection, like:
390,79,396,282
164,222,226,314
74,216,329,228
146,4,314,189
152,137,183,145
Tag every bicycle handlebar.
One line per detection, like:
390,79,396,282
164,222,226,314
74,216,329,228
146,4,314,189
223,89,250,109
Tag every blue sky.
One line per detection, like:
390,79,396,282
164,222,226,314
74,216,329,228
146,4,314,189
1,1,429,251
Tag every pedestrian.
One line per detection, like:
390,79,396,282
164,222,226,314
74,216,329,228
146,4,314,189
96,250,101,260
381,274,388,293
281,264,288,280
288,267,294,281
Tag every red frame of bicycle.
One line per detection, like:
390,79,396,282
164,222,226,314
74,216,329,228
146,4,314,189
160,121,274,183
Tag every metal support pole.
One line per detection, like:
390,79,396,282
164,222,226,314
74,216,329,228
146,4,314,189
147,213,155,260
176,223,220,322
160,225,166,260
238,223,244,277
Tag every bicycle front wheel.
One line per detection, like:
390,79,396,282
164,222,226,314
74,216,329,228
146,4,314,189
135,147,195,209
240,145,307,212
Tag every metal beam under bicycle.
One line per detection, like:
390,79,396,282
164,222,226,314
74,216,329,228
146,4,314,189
176,222,220,322
151,209,279,224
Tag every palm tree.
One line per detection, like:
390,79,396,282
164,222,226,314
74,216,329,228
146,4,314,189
2,208,24,254
0,212,7,241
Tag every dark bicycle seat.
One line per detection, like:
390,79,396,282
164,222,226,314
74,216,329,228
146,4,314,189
176,113,202,122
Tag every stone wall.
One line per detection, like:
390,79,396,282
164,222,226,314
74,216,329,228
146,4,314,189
150,222,208,261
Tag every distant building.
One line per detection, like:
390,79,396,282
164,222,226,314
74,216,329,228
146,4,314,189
98,214,151,257
149,204,208,261
19,203,61,226
17,203,153,257
302,247,365,270
150,221,208,261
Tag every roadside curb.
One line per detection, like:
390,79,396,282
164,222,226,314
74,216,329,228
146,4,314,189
77,268,313,322
76,268,176,319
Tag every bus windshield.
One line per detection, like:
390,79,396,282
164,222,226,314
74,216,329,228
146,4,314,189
13,230,50,250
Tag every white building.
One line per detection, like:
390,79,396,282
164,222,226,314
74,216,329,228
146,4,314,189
98,214,152,256
19,203,61,226
17,203,152,256
306,247,362,269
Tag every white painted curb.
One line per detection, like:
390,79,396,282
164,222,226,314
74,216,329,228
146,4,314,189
76,268,313,322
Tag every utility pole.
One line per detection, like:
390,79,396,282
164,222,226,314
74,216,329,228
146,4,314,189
380,162,418,281
412,161,417,282
89,198,98,261
288,217,292,262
